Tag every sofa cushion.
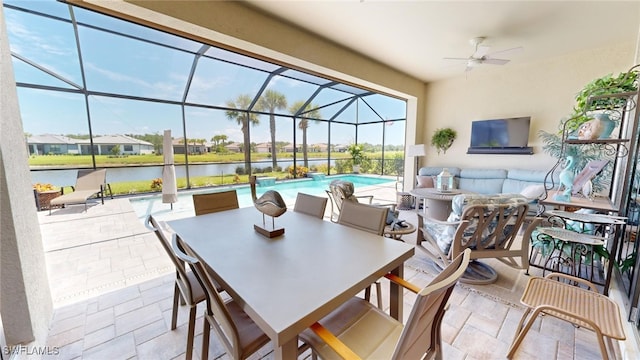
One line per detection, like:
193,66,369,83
502,169,554,194
418,167,461,177
458,168,507,194
520,184,545,200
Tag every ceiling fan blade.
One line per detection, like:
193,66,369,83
472,45,491,58
486,46,523,58
443,57,469,61
483,58,510,65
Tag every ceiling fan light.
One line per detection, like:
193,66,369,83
468,58,482,67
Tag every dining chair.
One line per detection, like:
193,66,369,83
293,192,328,219
337,201,388,235
145,215,212,360
301,248,471,360
192,190,239,216
337,201,388,308
172,233,271,360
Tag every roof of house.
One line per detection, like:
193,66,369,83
27,134,79,145
77,135,153,146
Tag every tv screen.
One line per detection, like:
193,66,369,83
468,117,533,154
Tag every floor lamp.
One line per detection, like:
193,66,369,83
407,144,426,178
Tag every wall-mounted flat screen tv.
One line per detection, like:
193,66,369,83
467,116,533,154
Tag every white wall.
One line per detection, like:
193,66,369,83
423,40,636,171
0,1,52,346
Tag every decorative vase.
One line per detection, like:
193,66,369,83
577,113,616,140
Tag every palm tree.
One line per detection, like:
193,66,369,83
226,94,260,172
289,100,321,168
257,90,287,168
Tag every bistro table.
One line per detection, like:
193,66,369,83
167,207,415,360
529,210,626,295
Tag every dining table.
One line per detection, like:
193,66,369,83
167,206,415,359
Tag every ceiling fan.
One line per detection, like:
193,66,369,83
444,37,522,72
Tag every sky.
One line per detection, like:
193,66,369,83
5,0,408,147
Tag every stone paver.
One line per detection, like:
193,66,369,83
40,183,614,359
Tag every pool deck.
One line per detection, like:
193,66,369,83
38,180,635,359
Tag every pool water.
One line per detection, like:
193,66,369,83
130,174,396,221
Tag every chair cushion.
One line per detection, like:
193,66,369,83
423,193,529,253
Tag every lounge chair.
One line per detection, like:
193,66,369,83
49,169,107,214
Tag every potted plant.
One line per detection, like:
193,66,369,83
347,144,365,173
431,128,457,154
33,183,61,211
564,70,638,134
540,69,639,192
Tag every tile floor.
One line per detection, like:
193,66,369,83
38,183,628,359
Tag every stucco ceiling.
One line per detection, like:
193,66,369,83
246,1,640,82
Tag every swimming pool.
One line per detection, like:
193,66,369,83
130,174,396,221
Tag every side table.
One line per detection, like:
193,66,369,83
384,222,416,241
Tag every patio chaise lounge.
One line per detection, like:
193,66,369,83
49,169,107,214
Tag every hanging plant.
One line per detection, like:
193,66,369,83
431,128,457,154
563,70,638,134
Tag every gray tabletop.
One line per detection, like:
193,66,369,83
167,207,415,359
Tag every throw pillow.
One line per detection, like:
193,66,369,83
416,175,435,188
520,184,545,200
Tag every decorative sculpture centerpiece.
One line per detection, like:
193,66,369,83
553,155,576,202
250,176,287,238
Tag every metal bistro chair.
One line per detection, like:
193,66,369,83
300,249,471,360
338,201,388,309
172,234,270,360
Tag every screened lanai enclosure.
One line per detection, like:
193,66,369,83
5,0,408,195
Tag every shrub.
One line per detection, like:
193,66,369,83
288,165,308,177
150,178,162,189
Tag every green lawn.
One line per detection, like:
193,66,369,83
28,151,356,167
